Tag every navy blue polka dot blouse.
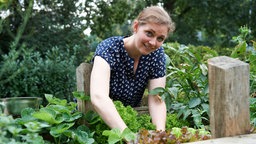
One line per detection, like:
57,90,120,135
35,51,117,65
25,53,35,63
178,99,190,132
93,36,166,107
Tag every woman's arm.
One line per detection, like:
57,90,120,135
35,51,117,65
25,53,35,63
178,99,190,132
90,56,127,131
148,76,167,131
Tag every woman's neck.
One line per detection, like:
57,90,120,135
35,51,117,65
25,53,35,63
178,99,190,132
123,35,141,61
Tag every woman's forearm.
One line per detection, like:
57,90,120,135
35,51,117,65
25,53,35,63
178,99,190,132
148,76,167,131
90,56,127,131
91,95,127,131
148,95,167,131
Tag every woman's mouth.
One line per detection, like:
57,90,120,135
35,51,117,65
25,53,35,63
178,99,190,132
144,44,154,50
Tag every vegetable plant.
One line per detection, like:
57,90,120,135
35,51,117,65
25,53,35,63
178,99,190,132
102,128,136,144
14,94,95,144
152,43,217,128
0,91,211,144
84,101,142,143
231,26,256,94
84,99,189,143
250,98,256,127
136,126,211,143
0,112,46,144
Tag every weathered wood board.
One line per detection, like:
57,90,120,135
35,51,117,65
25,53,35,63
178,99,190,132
208,56,250,138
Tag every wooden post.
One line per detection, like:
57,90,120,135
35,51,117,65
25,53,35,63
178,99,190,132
76,62,93,114
208,56,250,138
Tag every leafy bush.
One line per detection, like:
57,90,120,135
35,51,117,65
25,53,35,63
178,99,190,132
230,26,256,94
250,98,256,127
0,45,77,102
159,43,217,128
166,113,190,130
226,27,256,127
137,114,156,130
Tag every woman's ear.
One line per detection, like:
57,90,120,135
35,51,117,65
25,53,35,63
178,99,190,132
133,20,139,33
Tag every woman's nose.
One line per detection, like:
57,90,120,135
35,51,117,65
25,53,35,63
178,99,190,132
149,38,157,47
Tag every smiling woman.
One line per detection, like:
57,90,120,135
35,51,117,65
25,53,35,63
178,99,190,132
88,5,175,138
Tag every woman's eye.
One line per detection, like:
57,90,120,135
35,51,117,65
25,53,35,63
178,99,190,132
146,31,153,37
157,37,164,42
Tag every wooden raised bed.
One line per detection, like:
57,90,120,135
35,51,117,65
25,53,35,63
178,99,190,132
186,133,256,144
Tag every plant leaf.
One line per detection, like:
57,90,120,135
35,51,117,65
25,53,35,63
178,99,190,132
149,87,165,95
168,87,179,98
165,53,171,67
199,64,208,76
189,97,201,108
72,91,90,101
32,108,57,124
122,128,136,142
103,128,122,144
84,110,101,125
45,94,67,106
50,122,75,137
74,129,95,144
171,127,182,138
230,41,247,58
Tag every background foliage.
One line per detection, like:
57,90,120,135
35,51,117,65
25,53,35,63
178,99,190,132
82,0,256,47
0,0,256,129
0,45,77,102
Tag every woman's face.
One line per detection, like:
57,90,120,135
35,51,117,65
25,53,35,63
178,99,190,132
133,21,168,55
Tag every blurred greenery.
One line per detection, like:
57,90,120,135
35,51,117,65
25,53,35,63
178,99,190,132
83,0,256,47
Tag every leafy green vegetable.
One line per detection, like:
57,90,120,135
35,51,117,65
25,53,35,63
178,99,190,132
9,94,95,144
45,94,68,106
73,91,91,101
171,127,182,137
137,127,211,143
103,128,136,144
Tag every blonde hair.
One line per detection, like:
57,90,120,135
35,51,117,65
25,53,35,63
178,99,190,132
133,6,175,33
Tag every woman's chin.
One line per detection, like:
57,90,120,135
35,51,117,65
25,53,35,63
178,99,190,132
140,46,153,55
141,51,151,55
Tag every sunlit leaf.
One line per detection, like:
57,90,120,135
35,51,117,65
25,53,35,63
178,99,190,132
199,64,208,76
72,91,90,101
102,128,122,144
189,97,201,108
230,41,247,58
148,87,165,95
50,122,75,137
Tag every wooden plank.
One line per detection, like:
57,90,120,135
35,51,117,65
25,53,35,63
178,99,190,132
76,62,92,94
134,106,149,115
76,62,93,114
208,56,250,138
186,133,256,144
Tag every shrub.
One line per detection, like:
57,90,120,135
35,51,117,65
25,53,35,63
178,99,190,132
0,45,76,102
158,43,217,128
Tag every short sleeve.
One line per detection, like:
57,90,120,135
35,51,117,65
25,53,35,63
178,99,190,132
149,47,166,79
93,37,123,69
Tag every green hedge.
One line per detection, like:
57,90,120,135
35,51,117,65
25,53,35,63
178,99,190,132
0,45,77,103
